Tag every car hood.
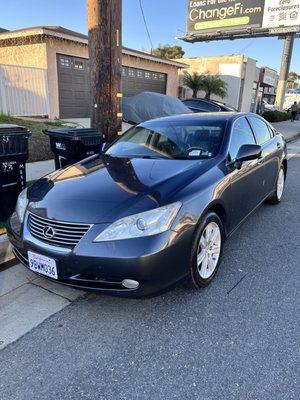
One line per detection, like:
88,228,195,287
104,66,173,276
27,155,211,223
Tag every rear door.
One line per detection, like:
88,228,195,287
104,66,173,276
247,116,280,197
228,117,266,229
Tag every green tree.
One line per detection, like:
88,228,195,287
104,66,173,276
200,75,228,100
182,72,205,98
182,72,228,99
288,71,299,89
152,44,185,59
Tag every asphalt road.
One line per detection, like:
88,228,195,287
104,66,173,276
1,152,299,400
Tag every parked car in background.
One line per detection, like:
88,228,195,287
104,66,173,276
182,98,237,113
262,101,279,112
8,112,287,297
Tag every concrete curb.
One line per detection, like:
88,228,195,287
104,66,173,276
0,234,15,268
286,132,300,143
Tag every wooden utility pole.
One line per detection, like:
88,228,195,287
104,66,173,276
275,33,295,109
87,0,122,143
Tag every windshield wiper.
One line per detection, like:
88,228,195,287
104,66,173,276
118,155,168,160
138,155,168,159
104,154,169,160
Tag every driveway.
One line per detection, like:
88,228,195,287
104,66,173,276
0,141,299,400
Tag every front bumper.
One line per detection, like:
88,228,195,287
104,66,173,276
7,213,193,297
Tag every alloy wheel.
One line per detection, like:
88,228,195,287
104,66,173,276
197,222,222,280
277,168,285,201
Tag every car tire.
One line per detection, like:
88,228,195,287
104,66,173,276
266,165,286,205
188,212,224,289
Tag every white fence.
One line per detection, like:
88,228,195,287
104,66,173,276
0,64,50,116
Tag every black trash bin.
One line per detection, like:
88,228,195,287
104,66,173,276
43,128,105,170
0,124,30,221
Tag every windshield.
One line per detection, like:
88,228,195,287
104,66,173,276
213,101,237,111
105,120,226,160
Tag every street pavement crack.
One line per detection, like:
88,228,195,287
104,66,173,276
227,273,248,295
29,281,71,302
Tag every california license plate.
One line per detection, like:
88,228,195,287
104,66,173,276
28,251,58,280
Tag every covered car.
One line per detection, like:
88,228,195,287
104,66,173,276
122,92,192,124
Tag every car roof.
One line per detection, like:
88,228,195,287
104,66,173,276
184,98,214,102
183,98,223,105
182,98,237,110
141,112,249,125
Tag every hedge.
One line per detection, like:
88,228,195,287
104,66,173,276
262,111,291,123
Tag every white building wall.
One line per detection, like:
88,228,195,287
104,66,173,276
0,64,49,116
218,63,242,110
239,58,258,112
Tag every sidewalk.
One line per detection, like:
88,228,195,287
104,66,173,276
0,263,85,349
272,120,300,142
26,159,55,182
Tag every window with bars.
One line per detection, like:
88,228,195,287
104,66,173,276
74,60,84,70
128,69,135,77
60,57,71,68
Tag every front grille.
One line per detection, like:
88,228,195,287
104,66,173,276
28,213,92,247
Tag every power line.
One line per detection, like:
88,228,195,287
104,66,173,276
237,39,256,54
139,0,154,53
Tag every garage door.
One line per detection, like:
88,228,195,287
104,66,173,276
57,54,90,118
57,55,168,118
122,67,167,97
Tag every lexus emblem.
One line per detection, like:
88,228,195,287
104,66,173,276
43,226,55,239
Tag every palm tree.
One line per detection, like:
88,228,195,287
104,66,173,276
288,71,299,89
182,72,227,100
200,75,227,100
182,72,205,98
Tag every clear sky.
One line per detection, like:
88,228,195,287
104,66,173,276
0,0,299,72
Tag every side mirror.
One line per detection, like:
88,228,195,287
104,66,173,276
235,144,262,170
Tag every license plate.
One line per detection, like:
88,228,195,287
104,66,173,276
28,251,58,280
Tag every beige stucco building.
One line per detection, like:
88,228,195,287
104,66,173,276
0,26,186,119
176,55,260,112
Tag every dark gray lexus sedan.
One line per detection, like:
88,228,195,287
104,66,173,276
7,113,287,297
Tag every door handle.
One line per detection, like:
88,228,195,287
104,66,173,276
257,157,264,165
277,142,282,149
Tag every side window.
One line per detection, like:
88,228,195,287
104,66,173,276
267,125,275,138
248,117,272,145
229,118,256,161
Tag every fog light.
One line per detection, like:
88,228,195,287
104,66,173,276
122,279,139,289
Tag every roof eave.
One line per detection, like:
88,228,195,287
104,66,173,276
122,48,188,68
0,28,188,68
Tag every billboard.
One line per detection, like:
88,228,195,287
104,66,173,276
185,0,300,41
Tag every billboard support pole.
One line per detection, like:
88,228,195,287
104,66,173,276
275,33,295,109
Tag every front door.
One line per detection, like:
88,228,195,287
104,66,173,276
228,117,265,230
247,116,280,197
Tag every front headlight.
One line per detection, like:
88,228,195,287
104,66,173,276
16,188,28,223
94,202,181,242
